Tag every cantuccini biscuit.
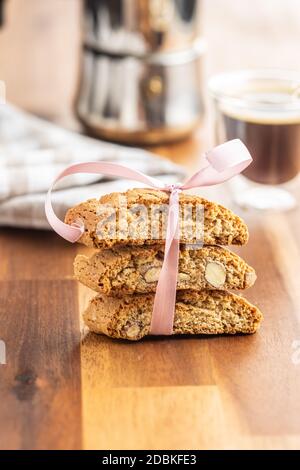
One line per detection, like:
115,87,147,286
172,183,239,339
74,245,256,295
65,188,249,248
83,290,262,340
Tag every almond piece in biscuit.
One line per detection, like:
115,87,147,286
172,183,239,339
205,261,226,288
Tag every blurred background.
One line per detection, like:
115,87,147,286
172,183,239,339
1,0,300,125
1,0,300,219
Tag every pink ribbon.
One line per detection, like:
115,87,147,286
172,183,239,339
45,139,252,336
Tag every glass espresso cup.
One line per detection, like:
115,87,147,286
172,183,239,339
209,70,300,210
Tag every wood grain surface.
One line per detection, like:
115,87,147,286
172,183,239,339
1,0,300,451
0,231,82,450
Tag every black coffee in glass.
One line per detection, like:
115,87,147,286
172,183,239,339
210,71,300,185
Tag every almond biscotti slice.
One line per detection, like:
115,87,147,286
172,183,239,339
65,188,248,248
74,245,256,295
83,290,262,340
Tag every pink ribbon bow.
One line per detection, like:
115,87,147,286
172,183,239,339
45,139,252,336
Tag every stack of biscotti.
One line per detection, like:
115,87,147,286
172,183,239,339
66,188,262,341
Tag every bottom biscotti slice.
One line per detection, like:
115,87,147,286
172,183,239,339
83,290,262,341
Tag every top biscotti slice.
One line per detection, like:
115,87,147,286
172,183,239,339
83,290,263,341
65,188,249,248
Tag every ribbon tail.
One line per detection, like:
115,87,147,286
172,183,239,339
45,185,85,243
44,161,165,242
150,190,180,335
181,139,252,189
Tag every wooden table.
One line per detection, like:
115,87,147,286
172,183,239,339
0,132,300,450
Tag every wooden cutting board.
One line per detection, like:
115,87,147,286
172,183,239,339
0,148,300,449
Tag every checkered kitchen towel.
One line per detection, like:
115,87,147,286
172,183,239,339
0,104,185,230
